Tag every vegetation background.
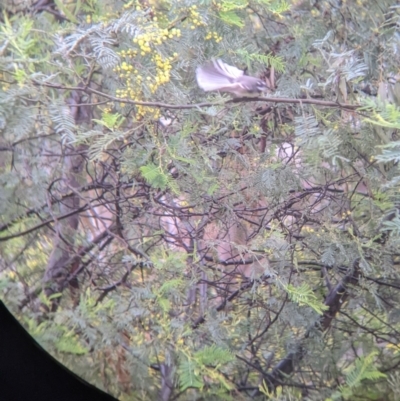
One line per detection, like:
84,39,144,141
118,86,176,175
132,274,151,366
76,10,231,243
1,0,400,400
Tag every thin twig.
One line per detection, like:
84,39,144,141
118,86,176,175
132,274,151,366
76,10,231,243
33,80,361,111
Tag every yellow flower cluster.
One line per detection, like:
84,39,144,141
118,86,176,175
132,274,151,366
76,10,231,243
112,11,183,121
113,49,138,78
115,51,175,93
205,31,222,43
138,106,161,120
133,27,181,56
151,54,175,89
116,77,160,120
115,62,132,78
116,90,160,120
123,0,134,9
119,48,137,58
188,5,206,30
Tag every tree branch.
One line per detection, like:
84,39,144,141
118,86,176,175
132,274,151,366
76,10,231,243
33,80,361,111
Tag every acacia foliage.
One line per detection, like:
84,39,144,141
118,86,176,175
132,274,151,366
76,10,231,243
1,0,400,400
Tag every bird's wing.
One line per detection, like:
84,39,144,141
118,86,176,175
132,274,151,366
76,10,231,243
213,59,244,79
196,59,244,92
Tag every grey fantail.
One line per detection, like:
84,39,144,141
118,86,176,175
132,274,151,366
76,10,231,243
196,59,269,97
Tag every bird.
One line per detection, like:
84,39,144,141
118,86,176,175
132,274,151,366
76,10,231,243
196,59,269,97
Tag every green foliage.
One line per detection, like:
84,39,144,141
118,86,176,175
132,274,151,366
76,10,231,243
178,345,234,391
361,99,400,130
255,0,290,14
0,13,36,60
53,0,79,23
140,162,179,193
376,141,400,164
380,210,400,237
235,49,285,73
92,112,125,130
282,282,328,315
55,330,90,355
218,10,245,28
220,0,248,12
50,103,77,143
331,352,386,400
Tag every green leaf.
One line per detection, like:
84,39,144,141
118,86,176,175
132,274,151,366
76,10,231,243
220,0,248,11
54,0,78,23
219,11,244,27
55,335,89,355
332,352,387,400
140,163,169,190
157,297,171,312
93,112,125,130
195,344,234,365
178,359,203,390
235,50,285,73
159,278,184,294
283,283,329,315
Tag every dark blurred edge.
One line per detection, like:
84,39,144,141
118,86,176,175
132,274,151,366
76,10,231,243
0,300,119,401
